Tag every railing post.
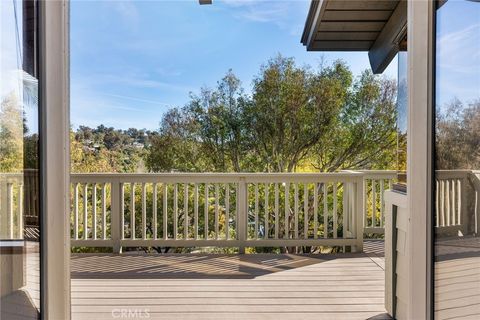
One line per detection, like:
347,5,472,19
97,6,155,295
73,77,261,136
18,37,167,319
460,176,469,235
237,178,247,254
111,182,123,253
354,176,364,252
7,183,14,239
0,178,7,238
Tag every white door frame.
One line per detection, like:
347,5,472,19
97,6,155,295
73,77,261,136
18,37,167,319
39,0,71,318
38,0,437,319
407,0,434,319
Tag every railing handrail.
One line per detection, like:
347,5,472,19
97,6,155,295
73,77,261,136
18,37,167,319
70,172,368,185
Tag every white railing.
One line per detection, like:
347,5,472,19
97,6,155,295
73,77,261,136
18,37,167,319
0,173,24,239
0,170,39,240
435,170,480,236
3,169,477,248
357,170,397,234
70,172,368,253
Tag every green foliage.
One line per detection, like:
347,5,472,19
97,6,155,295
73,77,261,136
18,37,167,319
436,99,480,170
0,94,24,172
313,70,398,171
146,55,398,173
71,126,152,173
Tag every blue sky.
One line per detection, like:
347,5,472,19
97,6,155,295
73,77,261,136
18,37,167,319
67,0,480,130
436,0,480,110
70,0,398,130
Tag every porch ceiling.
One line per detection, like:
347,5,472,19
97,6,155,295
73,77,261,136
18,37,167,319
301,0,407,74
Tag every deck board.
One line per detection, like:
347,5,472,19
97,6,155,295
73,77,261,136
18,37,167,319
71,241,389,320
435,237,480,320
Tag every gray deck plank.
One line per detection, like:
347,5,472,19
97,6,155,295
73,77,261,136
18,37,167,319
71,241,388,320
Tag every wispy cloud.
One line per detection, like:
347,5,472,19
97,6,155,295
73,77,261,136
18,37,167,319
221,0,309,36
102,93,172,108
224,0,288,22
107,0,140,29
437,23,480,74
75,72,195,93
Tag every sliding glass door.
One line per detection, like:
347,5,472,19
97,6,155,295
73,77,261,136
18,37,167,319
434,0,480,317
0,0,41,318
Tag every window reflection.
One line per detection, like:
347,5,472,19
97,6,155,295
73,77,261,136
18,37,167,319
1,0,40,318
434,0,480,317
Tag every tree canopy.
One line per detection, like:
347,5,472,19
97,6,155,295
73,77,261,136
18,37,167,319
146,56,398,173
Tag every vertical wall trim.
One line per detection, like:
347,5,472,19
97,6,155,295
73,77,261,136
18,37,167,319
407,0,434,319
39,0,71,319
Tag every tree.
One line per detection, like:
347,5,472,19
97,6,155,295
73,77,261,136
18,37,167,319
436,99,480,170
312,71,398,172
147,71,252,172
0,94,24,172
146,55,398,174
249,56,352,172
70,125,150,173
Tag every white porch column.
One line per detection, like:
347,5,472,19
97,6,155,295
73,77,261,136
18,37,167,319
40,0,71,318
407,0,435,319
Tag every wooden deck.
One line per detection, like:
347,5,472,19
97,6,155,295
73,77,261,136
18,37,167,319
71,240,389,320
435,237,480,320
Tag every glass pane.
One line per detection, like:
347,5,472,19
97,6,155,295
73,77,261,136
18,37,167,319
1,0,41,318
434,0,480,317
396,50,407,192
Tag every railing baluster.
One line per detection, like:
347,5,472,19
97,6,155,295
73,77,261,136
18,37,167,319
102,184,107,240
153,183,158,239
333,182,338,239
304,183,308,239
451,179,456,226
215,184,219,239
380,180,385,227
355,178,364,252
460,178,467,229
18,183,23,239
74,183,79,240
364,179,368,228
440,180,445,226
446,180,451,226
92,183,97,240
225,184,230,240
284,182,290,239
294,183,299,239
254,183,259,239
274,183,279,239
323,183,328,239
205,183,209,240
130,183,136,240
174,183,178,240
142,183,147,240
120,183,124,243
83,184,88,240
194,183,199,240
314,183,318,239
7,183,14,239
371,179,376,228
457,179,461,225
163,183,168,239
184,183,189,240
264,183,269,239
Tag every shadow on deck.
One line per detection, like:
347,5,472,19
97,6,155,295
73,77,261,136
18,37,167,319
71,240,388,320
